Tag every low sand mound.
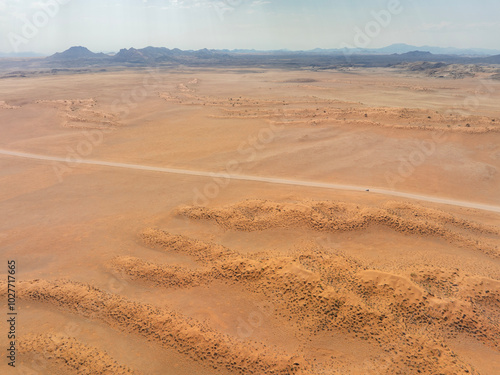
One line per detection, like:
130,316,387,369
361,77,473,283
141,229,235,262
0,100,20,109
36,99,120,129
161,81,500,132
384,201,500,235
282,78,318,83
178,200,500,257
2,280,304,375
19,334,135,375
158,77,500,132
111,256,205,288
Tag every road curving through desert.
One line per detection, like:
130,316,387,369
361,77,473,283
1,148,500,214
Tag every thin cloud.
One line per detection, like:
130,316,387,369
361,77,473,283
251,0,270,6
145,0,225,10
419,21,452,31
463,22,500,29
419,21,500,32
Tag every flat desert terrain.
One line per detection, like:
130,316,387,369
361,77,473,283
1,67,500,374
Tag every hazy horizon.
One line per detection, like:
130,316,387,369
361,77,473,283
1,0,499,55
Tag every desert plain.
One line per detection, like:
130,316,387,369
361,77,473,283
0,65,500,374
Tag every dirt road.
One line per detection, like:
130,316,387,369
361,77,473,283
1,149,499,213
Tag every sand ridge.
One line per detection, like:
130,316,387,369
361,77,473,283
157,78,500,133
1,199,498,373
177,199,500,258
35,98,120,130
19,334,135,375
0,100,20,109
108,224,486,373
140,229,236,262
1,280,305,375
106,198,500,373
137,225,500,351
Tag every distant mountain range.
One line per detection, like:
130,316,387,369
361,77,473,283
1,45,499,72
40,46,228,64
308,43,500,56
46,45,500,64
2,43,500,59
371,44,500,56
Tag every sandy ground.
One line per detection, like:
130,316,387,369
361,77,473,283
0,67,499,374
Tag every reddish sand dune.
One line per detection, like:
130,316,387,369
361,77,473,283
19,334,135,375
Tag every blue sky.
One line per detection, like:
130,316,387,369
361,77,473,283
1,0,499,54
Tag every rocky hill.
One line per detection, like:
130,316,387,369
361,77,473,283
47,46,108,61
